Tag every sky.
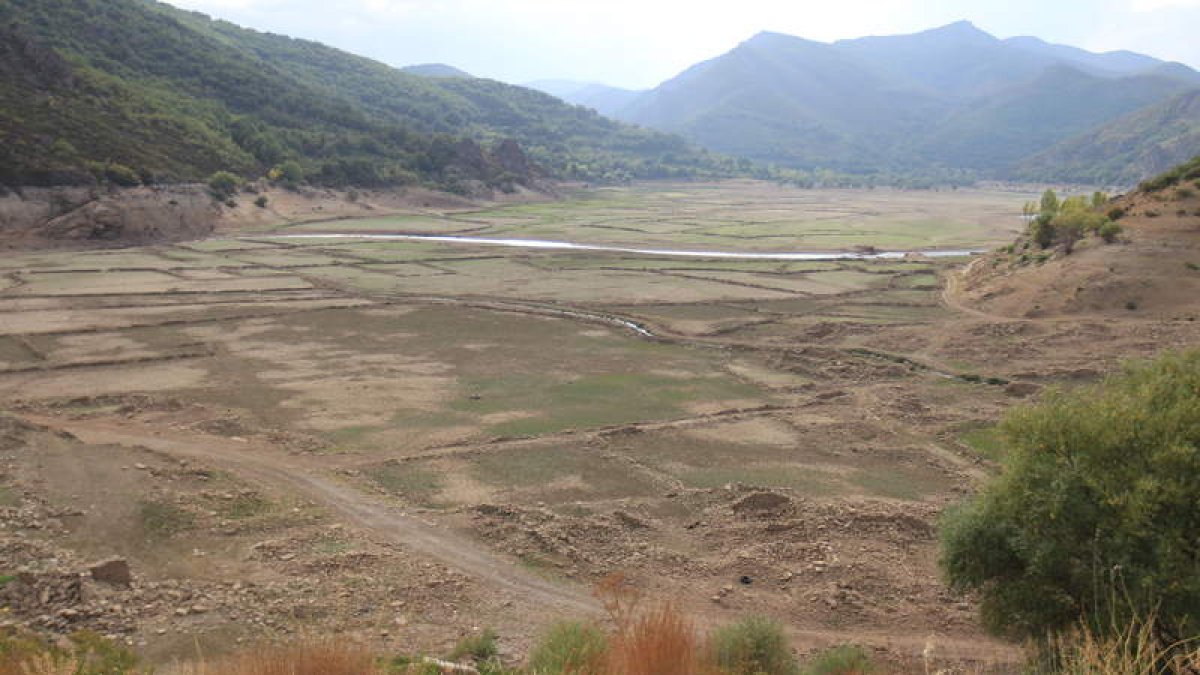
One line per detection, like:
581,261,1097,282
162,0,1200,89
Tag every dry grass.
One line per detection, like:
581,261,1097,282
1034,612,1200,675
604,603,704,675
168,640,385,675
1,654,78,675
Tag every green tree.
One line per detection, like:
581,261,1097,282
1039,189,1060,219
940,350,1200,642
207,171,243,198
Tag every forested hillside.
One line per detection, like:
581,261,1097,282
1015,90,1200,185
0,0,733,189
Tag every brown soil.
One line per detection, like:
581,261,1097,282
4,182,1197,672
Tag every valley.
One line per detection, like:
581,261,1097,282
4,181,1198,670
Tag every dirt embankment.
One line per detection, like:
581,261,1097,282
0,182,556,250
0,185,218,249
950,187,1200,319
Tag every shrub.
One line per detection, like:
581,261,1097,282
708,616,799,675
1106,206,1126,220
0,629,140,675
801,645,874,675
207,171,244,198
254,195,268,208
268,160,305,188
527,621,607,674
448,628,499,664
103,163,140,187
1098,221,1122,243
940,350,1200,641
605,604,699,675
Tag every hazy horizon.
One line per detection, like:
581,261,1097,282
161,0,1200,89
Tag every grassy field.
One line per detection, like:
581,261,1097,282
270,182,1028,252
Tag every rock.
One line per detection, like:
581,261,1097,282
89,558,132,587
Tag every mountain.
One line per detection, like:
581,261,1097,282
613,21,1200,182
917,65,1193,169
1002,36,1164,76
524,80,644,117
0,0,732,188
1015,89,1200,185
618,31,942,171
401,63,473,79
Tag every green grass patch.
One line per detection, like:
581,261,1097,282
0,485,19,507
366,463,444,507
849,468,940,501
217,493,271,519
470,447,658,501
959,425,1007,461
453,372,763,437
138,500,196,537
679,465,839,495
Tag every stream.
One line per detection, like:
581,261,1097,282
257,233,982,261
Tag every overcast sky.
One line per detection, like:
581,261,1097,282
162,0,1200,89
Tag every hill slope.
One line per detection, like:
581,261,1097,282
0,0,730,188
614,22,1200,182
1015,90,1200,185
953,156,1200,319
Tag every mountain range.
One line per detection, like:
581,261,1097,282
539,21,1200,185
0,0,733,189
3,2,1197,190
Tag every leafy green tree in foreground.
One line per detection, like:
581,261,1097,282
940,350,1200,642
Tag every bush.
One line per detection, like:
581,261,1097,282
1098,221,1122,243
103,163,141,187
1106,206,1126,220
448,629,499,664
254,195,268,208
801,645,874,675
0,629,141,675
207,171,244,198
605,604,699,675
708,616,799,675
940,350,1200,641
527,621,607,674
268,160,305,188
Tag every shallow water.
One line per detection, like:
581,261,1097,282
258,233,981,261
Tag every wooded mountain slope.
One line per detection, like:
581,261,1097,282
0,0,731,188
